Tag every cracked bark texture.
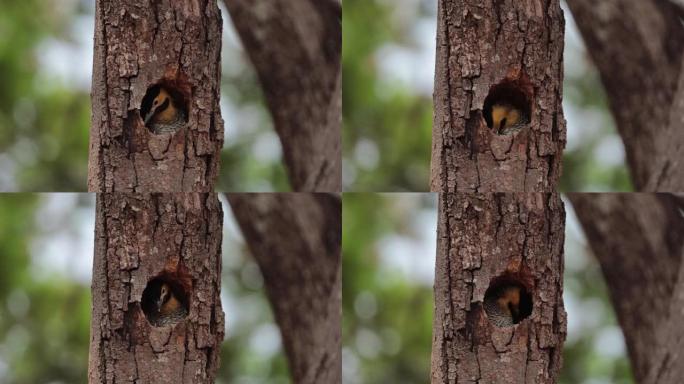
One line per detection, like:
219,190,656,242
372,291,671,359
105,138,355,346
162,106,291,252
569,194,684,383
566,0,684,191
223,0,342,192
227,193,341,383
88,0,224,192
431,193,566,384
431,1,566,192
88,194,224,383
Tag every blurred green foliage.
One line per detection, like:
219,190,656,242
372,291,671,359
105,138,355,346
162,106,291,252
0,195,91,383
342,0,434,191
560,51,632,191
343,0,633,192
216,3,291,192
0,0,91,190
343,194,434,383
216,199,291,382
561,201,634,383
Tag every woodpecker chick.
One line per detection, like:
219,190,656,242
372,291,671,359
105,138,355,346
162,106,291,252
491,103,529,135
153,282,187,326
484,285,522,327
143,87,186,134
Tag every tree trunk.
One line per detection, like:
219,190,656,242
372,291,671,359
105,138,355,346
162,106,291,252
88,0,224,192
431,193,566,383
569,193,684,383
227,193,341,384
223,0,342,192
431,1,566,192
565,0,684,191
88,194,225,383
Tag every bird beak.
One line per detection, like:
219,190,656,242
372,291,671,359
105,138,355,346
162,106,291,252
144,109,154,125
509,305,519,321
156,297,163,310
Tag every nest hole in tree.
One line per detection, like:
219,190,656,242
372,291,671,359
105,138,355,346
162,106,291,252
140,77,191,135
482,79,532,135
141,276,190,327
483,275,533,327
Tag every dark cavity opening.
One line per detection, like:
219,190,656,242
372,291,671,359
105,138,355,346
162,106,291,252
483,276,533,327
141,277,189,327
140,80,189,134
482,81,532,135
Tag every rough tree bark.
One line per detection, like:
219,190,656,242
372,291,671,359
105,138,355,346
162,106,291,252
88,194,225,383
88,0,224,192
431,1,566,192
223,0,342,192
569,194,684,383
566,0,684,191
432,193,566,383
227,193,341,384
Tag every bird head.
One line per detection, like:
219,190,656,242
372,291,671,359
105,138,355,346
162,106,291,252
497,285,521,319
157,282,170,312
144,87,175,125
491,103,521,132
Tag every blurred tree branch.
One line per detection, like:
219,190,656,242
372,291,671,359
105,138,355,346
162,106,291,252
227,193,341,383
224,0,342,192
569,193,684,382
566,0,684,191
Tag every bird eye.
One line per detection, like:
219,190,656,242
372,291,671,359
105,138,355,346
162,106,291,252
153,100,158,106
